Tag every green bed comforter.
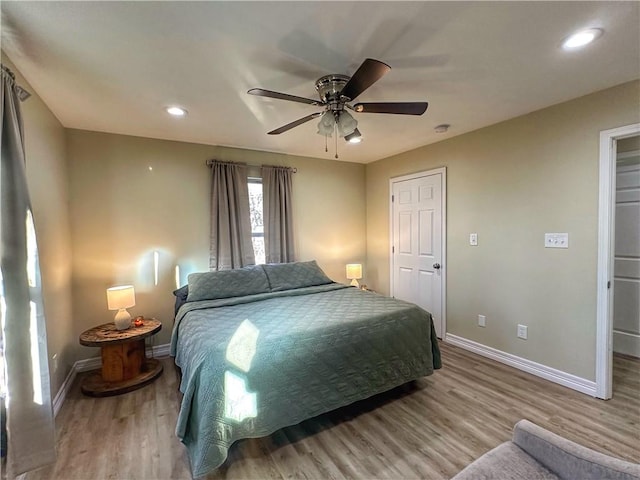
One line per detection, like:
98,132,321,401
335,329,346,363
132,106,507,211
170,283,441,477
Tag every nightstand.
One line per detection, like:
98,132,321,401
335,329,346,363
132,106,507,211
79,318,163,397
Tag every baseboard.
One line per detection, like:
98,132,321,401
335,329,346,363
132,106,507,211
53,343,171,416
74,356,102,373
151,342,171,358
613,330,640,358
444,334,597,397
52,367,77,417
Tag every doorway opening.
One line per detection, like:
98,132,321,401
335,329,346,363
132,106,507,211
596,123,640,399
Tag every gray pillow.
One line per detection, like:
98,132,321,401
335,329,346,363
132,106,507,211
262,260,333,291
187,266,270,302
173,285,189,316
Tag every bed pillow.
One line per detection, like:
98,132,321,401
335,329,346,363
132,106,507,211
173,285,189,316
187,266,271,302
262,260,333,291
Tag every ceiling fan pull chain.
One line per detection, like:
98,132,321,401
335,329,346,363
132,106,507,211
325,134,328,152
334,123,339,159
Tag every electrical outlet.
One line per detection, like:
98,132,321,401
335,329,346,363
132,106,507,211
470,233,478,246
517,324,528,339
478,315,486,327
52,354,58,372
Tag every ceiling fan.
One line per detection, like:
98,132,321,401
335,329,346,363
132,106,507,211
248,58,428,153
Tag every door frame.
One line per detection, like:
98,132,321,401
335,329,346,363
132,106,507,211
389,167,447,337
596,123,640,399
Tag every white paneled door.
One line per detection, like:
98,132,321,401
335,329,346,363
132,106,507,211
391,169,445,338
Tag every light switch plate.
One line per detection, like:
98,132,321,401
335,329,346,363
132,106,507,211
545,233,569,248
517,324,528,339
470,233,478,246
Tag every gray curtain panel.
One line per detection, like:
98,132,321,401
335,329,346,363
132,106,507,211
1,64,56,477
209,160,255,270
262,165,296,263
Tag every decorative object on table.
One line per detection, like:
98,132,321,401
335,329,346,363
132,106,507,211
346,263,362,288
133,316,144,327
106,285,136,330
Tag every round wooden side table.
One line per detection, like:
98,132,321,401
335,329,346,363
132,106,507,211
79,318,163,397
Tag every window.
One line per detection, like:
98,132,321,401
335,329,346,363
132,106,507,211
0,209,44,406
248,179,265,265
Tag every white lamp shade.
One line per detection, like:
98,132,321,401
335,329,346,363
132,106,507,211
346,264,362,280
107,285,136,310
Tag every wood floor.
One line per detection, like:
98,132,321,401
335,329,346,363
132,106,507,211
23,342,639,480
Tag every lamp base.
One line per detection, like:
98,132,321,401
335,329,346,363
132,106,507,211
350,278,360,288
114,309,132,330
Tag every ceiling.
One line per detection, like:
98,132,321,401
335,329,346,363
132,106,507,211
1,2,639,164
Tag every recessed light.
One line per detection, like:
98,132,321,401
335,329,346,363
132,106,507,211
166,106,187,116
562,28,603,49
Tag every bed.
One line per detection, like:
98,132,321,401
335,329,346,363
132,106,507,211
170,261,441,477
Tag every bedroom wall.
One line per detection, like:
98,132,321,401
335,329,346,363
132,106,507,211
365,80,640,381
1,53,74,398
66,130,366,358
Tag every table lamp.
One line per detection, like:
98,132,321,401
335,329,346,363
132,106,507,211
346,264,362,288
107,285,136,330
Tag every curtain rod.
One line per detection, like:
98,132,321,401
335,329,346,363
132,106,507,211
1,64,32,101
205,159,297,173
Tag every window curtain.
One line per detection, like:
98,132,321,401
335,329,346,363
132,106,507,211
209,160,255,270
262,166,296,263
0,65,56,477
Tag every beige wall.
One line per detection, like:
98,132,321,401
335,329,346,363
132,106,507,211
66,130,366,358
1,53,74,397
366,80,640,381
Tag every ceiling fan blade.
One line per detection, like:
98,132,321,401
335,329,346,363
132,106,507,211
339,58,391,101
353,102,428,115
248,88,322,106
267,112,323,135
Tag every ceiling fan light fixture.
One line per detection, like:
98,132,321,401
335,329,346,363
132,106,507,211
337,111,358,137
317,111,334,137
562,28,603,49
248,58,428,157
345,129,362,144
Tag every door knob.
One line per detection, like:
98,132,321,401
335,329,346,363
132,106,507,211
433,263,441,269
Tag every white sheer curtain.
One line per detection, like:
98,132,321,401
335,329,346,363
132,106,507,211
209,160,255,270
262,165,296,264
0,64,56,477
